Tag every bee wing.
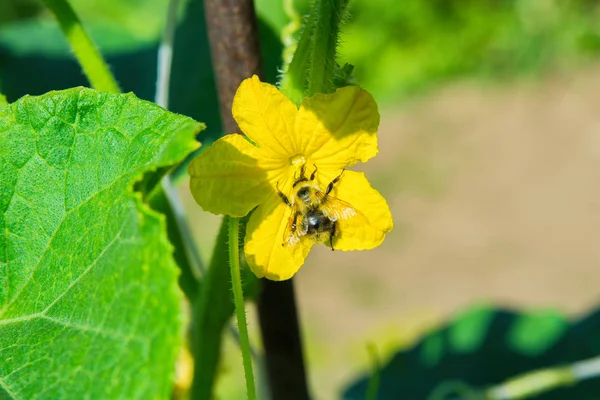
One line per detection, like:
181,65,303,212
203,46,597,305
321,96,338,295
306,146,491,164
282,204,303,247
315,191,362,222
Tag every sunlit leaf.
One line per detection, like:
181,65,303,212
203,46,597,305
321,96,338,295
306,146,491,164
0,88,203,399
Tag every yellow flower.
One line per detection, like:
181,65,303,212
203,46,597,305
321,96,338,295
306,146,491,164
188,76,393,280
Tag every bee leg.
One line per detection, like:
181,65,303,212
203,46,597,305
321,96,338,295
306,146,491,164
293,164,309,187
325,169,346,196
310,164,318,181
291,211,300,233
300,163,307,179
294,163,306,183
276,181,292,207
329,220,337,251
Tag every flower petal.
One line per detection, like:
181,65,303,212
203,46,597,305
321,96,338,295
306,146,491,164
318,169,392,250
244,194,313,280
232,75,299,158
188,134,284,217
296,86,379,169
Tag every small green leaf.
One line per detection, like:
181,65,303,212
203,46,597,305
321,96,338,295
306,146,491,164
0,88,203,399
508,310,567,356
448,305,495,353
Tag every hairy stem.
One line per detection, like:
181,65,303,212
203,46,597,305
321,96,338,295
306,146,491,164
42,0,120,93
229,218,257,400
279,0,349,103
306,0,348,97
190,218,231,400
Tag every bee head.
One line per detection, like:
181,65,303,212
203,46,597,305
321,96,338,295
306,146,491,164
296,186,311,203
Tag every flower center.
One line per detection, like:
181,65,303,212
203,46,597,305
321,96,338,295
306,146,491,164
289,154,306,167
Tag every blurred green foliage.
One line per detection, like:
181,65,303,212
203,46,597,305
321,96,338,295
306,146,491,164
344,305,600,399
0,0,282,154
342,0,600,101
49,0,173,40
3,0,600,104
0,0,40,23
286,0,600,102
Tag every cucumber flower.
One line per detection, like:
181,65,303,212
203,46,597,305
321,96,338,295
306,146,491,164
188,76,392,280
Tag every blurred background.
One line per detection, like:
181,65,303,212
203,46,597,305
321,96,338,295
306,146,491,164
3,0,600,398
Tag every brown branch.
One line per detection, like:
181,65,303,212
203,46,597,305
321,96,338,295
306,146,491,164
257,279,311,400
203,0,262,133
202,0,310,398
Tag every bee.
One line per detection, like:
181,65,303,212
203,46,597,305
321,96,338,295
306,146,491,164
276,164,357,250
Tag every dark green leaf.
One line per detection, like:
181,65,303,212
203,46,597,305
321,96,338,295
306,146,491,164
344,305,600,400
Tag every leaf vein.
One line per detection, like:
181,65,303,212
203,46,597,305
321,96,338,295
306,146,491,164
0,376,18,399
41,223,125,315
0,182,129,317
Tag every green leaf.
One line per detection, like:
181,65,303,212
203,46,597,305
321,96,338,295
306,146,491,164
146,185,199,300
0,88,203,399
508,310,567,357
344,305,600,400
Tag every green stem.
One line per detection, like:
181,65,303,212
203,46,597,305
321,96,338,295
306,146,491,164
483,356,600,400
229,217,257,400
42,0,120,93
306,0,347,97
190,219,232,400
427,355,600,400
155,0,180,109
365,343,381,400
279,0,349,103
